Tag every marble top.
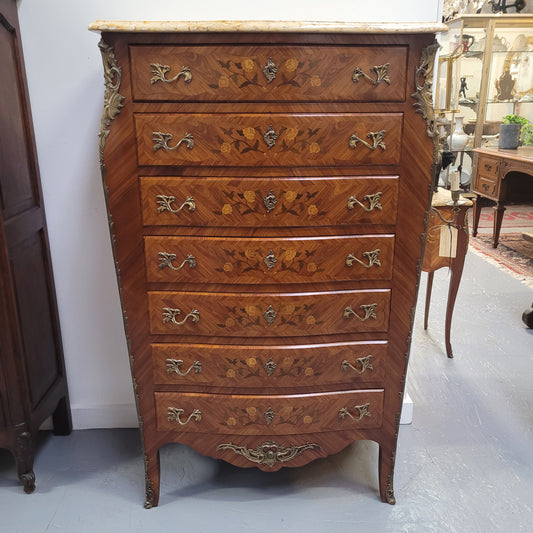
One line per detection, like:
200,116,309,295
89,20,447,34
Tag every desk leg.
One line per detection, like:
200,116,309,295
492,202,506,248
472,195,486,237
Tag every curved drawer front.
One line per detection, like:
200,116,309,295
145,235,395,284
148,289,391,337
135,113,402,167
152,341,387,387
155,389,384,434
130,45,407,103
140,176,399,227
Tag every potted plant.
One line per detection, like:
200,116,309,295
499,114,528,149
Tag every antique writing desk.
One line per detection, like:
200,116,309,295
90,19,445,507
472,147,533,248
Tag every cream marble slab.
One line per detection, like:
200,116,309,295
89,20,447,34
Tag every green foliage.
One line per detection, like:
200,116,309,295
502,114,529,126
522,123,533,146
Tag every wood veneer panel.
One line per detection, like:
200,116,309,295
130,44,407,102
134,113,403,167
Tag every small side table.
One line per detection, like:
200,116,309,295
422,188,473,358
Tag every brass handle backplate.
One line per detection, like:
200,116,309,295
349,130,386,151
156,194,196,215
153,131,194,152
264,251,278,270
162,307,200,326
158,252,197,271
167,407,202,425
262,58,278,83
343,304,378,322
338,402,371,422
263,305,278,325
263,191,278,212
352,63,391,86
346,249,381,269
341,355,374,375
166,359,202,376
263,125,278,149
151,63,192,85
347,192,383,212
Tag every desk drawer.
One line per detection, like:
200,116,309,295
134,113,403,167
130,45,407,102
148,289,391,337
152,341,387,387
140,176,399,227
145,234,395,284
475,174,499,198
478,156,500,178
155,389,384,434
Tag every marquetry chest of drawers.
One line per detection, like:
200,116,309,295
91,20,443,507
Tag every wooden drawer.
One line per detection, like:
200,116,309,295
477,156,500,179
130,45,407,103
140,176,399,227
148,289,391,337
475,174,499,198
152,341,387,388
145,234,395,284
134,113,403,167
155,389,384,434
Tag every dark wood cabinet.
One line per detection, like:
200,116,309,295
91,19,443,507
0,0,71,492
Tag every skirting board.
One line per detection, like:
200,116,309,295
42,396,413,430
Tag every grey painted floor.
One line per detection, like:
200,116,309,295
1,249,532,532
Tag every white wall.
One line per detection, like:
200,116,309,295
16,0,441,429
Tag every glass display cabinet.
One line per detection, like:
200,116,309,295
435,14,533,191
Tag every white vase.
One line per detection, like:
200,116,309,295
448,116,469,151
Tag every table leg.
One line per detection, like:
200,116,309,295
492,202,506,248
444,213,469,359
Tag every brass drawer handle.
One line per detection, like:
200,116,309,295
150,63,192,85
162,307,200,326
156,194,196,214
166,359,202,376
263,125,278,149
347,192,383,212
158,252,197,271
338,402,371,422
167,407,202,425
352,63,391,86
349,130,386,151
263,191,278,212
346,249,381,269
153,131,194,152
341,355,374,375
262,58,278,83
343,304,377,322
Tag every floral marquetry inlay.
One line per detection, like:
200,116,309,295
211,126,324,156
217,303,323,329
